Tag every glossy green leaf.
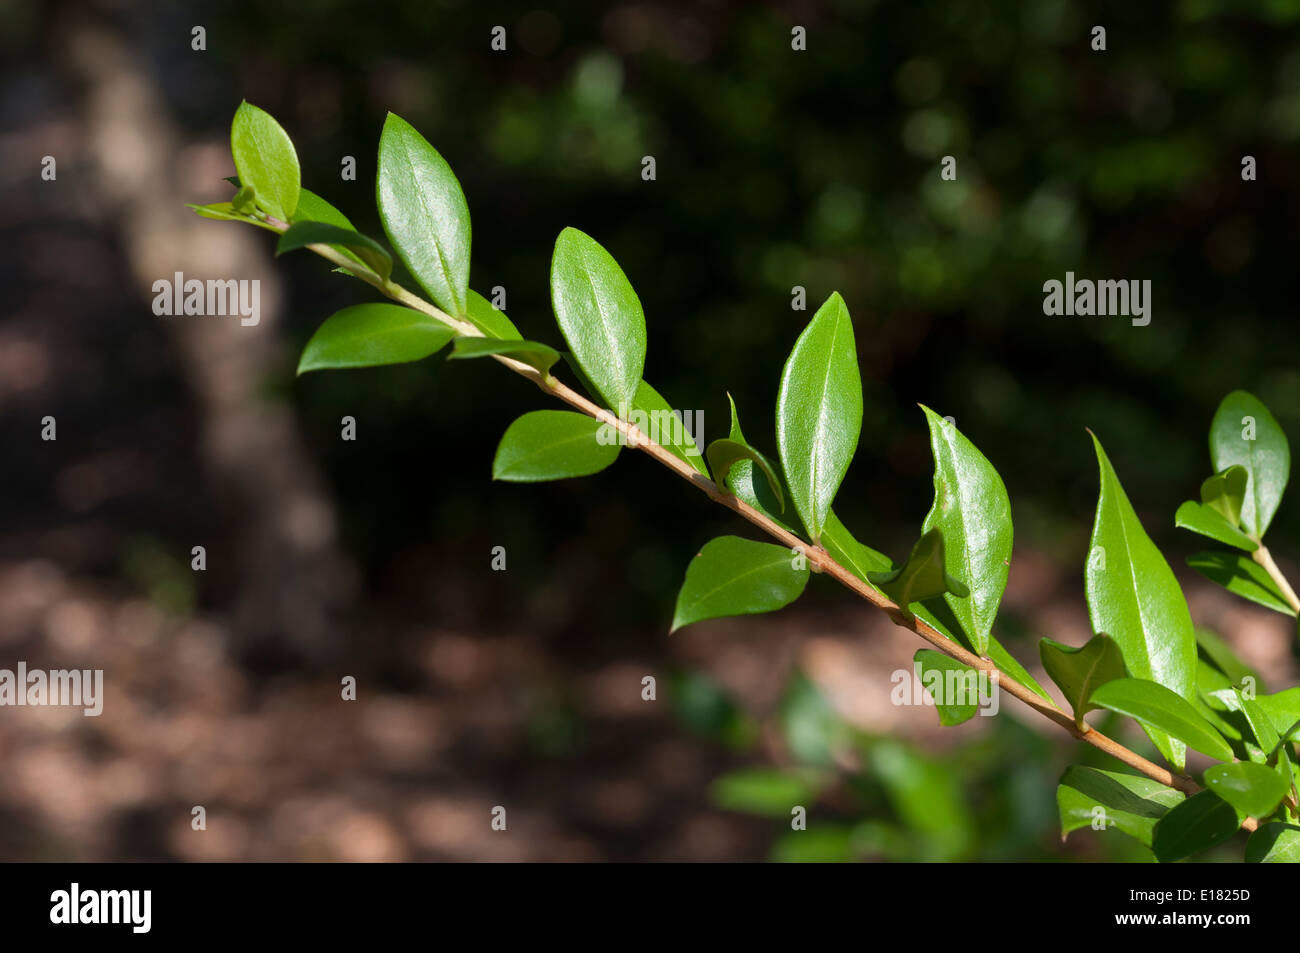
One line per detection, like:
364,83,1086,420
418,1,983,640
549,227,646,414
1204,762,1287,819
230,101,300,222
377,112,471,317
632,380,708,476
1174,501,1258,552
448,336,560,377
710,769,817,817
912,650,992,727
1057,766,1185,847
1152,790,1243,862
918,407,1012,656
867,528,970,614
1188,550,1295,615
728,460,800,535
1040,633,1127,729
820,510,891,587
1210,391,1290,539
1089,678,1234,763
1086,434,1198,770
1255,688,1300,742
1201,465,1249,526
775,292,862,544
297,303,455,375
1245,823,1300,862
276,221,392,279
671,536,810,633
466,289,523,340
707,394,782,509
491,410,619,482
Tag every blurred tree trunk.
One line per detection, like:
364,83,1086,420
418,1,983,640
51,0,356,663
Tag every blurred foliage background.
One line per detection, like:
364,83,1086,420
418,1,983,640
1,0,1299,861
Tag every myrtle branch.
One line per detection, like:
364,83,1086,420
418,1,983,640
263,214,1265,833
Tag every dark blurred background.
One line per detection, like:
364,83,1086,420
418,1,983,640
1,0,1299,861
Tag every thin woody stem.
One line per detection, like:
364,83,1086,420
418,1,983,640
290,230,1258,832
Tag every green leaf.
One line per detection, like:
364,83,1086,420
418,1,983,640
1040,633,1127,729
1152,790,1243,862
1174,501,1259,552
491,410,619,482
867,528,970,614
707,394,783,509
631,380,708,477
912,650,991,726
1201,465,1249,526
912,598,1054,702
1086,433,1198,770
448,336,560,377
775,292,862,544
710,769,817,817
466,289,523,340
1209,391,1290,540
820,510,891,586
728,460,800,535
671,536,810,633
1089,678,1234,763
1203,761,1288,818
292,187,355,229
549,227,646,414
918,407,1012,656
231,185,257,213
297,303,454,375
230,101,300,222
276,221,392,279
1255,688,1300,742
1187,551,1297,615
1245,823,1300,862
377,112,471,317
186,201,266,227
1195,626,1261,690
1057,766,1185,848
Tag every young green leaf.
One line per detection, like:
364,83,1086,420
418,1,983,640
1086,433,1198,770
1174,501,1258,552
1209,390,1290,540
1089,678,1234,763
1201,465,1249,526
276,221,393,279
297,303,455,375
549,227,646,415
671,536,810,633
293,187,354,229
466,289,523,340
912,650,989,726
231,185,257,213
918,407,1012,656
1039,633,1127,729
1187,551,1297,615
230,101,300,222
1152,790,1243,862
377,112,471,317
727,460,801,535
1203,762,1288,818
1245,823,1300,863
1056,766,1185,848
186,201,269,228
1195,626,1261,690
867,528,970,615
775,292,862,544
491,410,620,482
448,336,560,377
707,394,783,509
632,381,708,477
